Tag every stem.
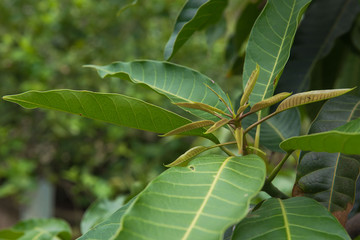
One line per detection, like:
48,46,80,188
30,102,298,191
266,151,294,184
220,146,235,156
208,141,237,156
262,182,289,199
244,111,279,135
254,124,261,149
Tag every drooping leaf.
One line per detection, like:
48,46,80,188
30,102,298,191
87,60,230,120
162,120,215,136
232,197,351,240
164,0,228,60
80,195,125,234
2,90,218,142
290,96,360,225
0,219,72,240
165,146,209,167
80,154,266,240
276,0,360,94
276,88,353,113
205,118,230,134
250,92,291,113
243,108,300,152
242,0,312,106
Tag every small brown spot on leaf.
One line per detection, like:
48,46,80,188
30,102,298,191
188,165,195,171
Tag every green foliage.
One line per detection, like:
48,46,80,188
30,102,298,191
2,0,360,239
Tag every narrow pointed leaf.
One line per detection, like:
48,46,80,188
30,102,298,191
2,90,217,142
242,0,312,106
165,146,208,167
250,92,291,113
232,197,351,240
240,64,259,106
276,88,353,113
235,128,244,154
175,102,229,117
236,104,249,116
164,0,228,60
162,120,215,136
276,0,360,94
1,219,72,240
290,96,360,225
87,60,229,120
242,108,301,152
205,118,230,134
79,154,266,240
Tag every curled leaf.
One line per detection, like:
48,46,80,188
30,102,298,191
240,64,259,106
164,146,208,167
175,102,229,116
205,118,231,134
161,120,215,136
250,92,291,113
276,88,353,112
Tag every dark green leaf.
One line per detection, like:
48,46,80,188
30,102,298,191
87,60,230,121
232,197,350,240
164,0,228,60
3,90,217,142
242,0,312,106
80,154,266,240
276,0,360,94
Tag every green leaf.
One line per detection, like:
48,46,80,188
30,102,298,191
240,64,259,107
165,146,209,167
242,108,300,152
287,96,360,225
117,0,137,14
164,0,228,60
2,90,217,142
242,0,312,106
205,118,230,134
0,219,72,240
249,92,291,113
232,197,351,240
80,196,125,234
162,120,215,136
276,88,353,113
80,154,266,240
87,60,230,121
276,0,360,93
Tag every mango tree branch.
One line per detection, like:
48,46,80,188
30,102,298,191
266,150,294,184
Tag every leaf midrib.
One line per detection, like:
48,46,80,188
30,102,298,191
278,199,291,239
181,156,232,240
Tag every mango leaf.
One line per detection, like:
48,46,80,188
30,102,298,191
276,88,353,113
242,0,312,106
242,108,300,152
164,0,228,60
175,102,229,117
205,118,230,134
80,195,125,234
79,154,266,240
276,0,360,94
232,197,351,240
162,120,215,136
290,96,360,225
0,219,72,240
280,118,360,154
250,92,291,113
240,64,259,107
87,60,230,120
2,90,218,142
165,146,209,167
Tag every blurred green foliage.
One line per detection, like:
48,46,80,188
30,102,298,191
0,0,228,207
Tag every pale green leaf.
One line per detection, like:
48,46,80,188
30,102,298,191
205,118,230,134
165,146,208,167
232,197,351,240
2,90,217,142
175,102,229,117
162,120,215,136
240,64,259,106
250,92,291,113
87,60,230,120
79,154,266,240
242,0,312,106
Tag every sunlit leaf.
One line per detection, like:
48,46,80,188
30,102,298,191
164,0,228,60
232,197,351,240
2,90,218,142
87,60,230,121
242,0,312,106
276,88,353,112
79,154,266,240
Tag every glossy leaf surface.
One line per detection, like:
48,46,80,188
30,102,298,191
276,0,360,93
242,0,312,106
243,108,300,152
3,90,217,142
80,154,266,240
289,96,360,225
88,60,229,120
0,219,72,240
164,0,228,60
232,197,351,240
